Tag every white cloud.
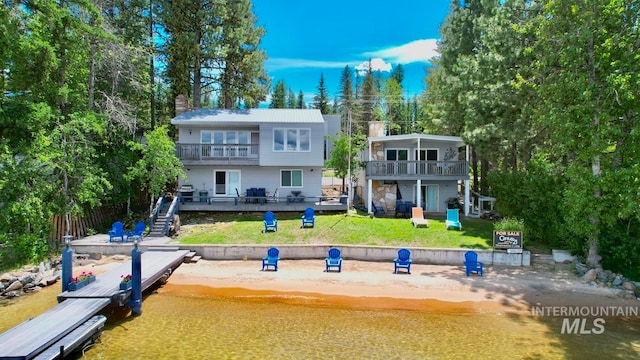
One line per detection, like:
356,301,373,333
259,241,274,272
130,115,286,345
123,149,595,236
354,58,393,75
266,58,349,71
364,39,439,64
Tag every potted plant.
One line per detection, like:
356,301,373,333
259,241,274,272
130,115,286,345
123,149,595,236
120,274,132,290
68,271,95,291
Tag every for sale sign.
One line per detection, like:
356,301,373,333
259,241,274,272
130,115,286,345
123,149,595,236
493,230,523,249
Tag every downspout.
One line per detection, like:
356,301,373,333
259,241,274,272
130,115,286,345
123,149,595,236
416,137,422,207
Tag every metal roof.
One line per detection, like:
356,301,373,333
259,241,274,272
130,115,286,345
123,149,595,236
171,108,325,125
369,133,465,146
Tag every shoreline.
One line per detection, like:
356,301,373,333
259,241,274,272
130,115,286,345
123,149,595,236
155,258,637,315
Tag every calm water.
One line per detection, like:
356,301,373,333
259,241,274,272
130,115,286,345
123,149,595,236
2,285,639,359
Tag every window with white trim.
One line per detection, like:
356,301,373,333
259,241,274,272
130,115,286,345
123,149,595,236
281,169,303,187
273,128,310,152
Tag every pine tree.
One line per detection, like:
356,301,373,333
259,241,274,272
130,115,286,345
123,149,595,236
312,73,330,114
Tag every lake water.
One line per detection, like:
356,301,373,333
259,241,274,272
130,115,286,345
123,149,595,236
1,284,639,359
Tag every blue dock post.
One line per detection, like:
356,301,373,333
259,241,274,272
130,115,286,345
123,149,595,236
61,235,74,292
130,238,142,315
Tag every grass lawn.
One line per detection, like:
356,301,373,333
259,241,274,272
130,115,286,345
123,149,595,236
177,211,495,249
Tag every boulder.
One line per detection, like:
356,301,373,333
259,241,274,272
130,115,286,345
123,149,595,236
5,280,23,292
612,275,623,287
622,281,636,291
582,269,597,282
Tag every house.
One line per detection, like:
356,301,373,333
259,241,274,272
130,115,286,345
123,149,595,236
359,122,470,216
170,108,345,211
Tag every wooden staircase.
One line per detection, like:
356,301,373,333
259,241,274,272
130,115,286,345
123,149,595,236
148,203,170,237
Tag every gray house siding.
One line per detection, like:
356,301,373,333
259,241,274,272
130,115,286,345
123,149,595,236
257,123,325,167
181,165,322,201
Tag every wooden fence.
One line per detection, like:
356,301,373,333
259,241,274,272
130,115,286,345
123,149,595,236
49,204,127,243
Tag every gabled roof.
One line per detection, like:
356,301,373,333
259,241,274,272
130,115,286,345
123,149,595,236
369,133,465,147
170,108,325,126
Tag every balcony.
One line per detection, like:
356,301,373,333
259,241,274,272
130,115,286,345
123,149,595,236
365,160,469,180
176,143,259,165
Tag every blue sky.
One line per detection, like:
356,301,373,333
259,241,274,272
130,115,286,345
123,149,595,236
252,0,452,106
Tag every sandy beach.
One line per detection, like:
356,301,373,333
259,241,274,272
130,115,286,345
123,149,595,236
77,255,637,315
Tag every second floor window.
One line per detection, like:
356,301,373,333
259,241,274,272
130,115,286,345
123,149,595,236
274,128,310,152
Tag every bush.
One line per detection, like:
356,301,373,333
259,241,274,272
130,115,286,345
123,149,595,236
599,225,640,281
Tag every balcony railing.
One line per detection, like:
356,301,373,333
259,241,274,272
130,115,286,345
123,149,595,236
176,143,259,161
365,160,469,178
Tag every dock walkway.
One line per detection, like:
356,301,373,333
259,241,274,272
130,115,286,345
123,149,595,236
0,250,188,360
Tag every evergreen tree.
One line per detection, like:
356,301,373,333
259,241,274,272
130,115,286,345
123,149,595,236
312,73,330,114
269,80,287,108
297,90,306,109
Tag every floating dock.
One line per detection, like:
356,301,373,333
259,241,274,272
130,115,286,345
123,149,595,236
0,250,189,360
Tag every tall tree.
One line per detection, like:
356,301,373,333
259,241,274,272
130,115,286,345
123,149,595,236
535,0,640,267
313,73,330,114
269,80,287,108
297,90,305,109
127,125,185,212
217,0,270,108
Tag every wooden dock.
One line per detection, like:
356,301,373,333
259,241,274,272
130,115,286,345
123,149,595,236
0,250,189,360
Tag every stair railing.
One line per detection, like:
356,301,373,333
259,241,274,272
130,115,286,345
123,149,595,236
149,196,165,228
162,196,180,236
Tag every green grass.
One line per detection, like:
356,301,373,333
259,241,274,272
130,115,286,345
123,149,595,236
177,212,494,249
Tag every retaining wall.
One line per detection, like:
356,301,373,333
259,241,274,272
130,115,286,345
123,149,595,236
71,244,530,266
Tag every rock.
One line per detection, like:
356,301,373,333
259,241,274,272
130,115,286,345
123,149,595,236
0,282,4,292
612,276,623,287
5,291,20,299
596,268,609,282
44,275,59,286
5,280,23,292
582,269,597,282
623,281,637,291
574,261,588,275
0,273,15,283
89,253,102,260
112,255,128,261
20,274,35,285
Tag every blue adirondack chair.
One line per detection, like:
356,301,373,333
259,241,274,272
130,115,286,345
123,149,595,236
108,221,125,242
393,248,412,274
325,248,343,272
464,251,484,276
126,221,146,242
301,207,315,228
445,209,462,230
262,247,280,271
263,211,278,232
372,201,385,217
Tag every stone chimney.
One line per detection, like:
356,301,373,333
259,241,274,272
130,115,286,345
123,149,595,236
175,94,189,116
368,121,385,137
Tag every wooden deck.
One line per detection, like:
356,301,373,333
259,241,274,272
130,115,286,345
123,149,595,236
0,250,189,360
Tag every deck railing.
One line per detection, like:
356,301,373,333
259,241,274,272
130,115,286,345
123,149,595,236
175,143,259,161
365,160,469,178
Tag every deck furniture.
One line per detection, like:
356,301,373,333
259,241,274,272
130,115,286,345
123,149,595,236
410,207,429,228
464,251,484,276
261,247,280,271
301,207,315,228
371,201,385,217
108,222,126,242
393,248,412,274
126,221,146,242
445,209,462,230
325,248,343,272
263,211,278,232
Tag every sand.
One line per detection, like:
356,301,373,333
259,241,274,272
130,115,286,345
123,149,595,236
153,258,638,314
73,254,638,315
